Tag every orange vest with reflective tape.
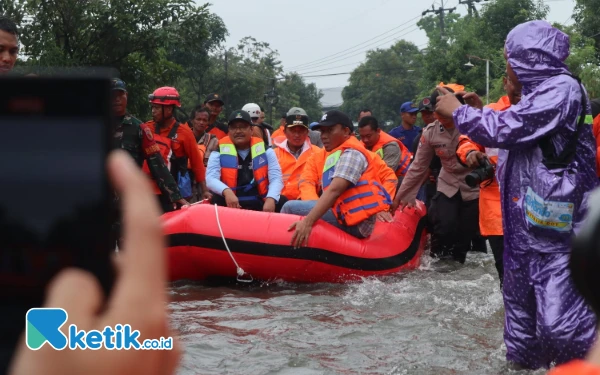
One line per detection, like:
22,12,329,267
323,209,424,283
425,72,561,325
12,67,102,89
322,137,390,226
274,142,320,200
218,136,269,199
371,131,412,177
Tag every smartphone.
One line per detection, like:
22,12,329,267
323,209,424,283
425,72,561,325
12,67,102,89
0,75,115,369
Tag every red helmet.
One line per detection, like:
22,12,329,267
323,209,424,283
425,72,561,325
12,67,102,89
148,86,181,107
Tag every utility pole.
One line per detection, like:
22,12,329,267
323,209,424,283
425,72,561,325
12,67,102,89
224,51,229,115
458,0,488,17
422,1,457,39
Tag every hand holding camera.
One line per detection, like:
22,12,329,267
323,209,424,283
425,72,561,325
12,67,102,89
465,153,495,188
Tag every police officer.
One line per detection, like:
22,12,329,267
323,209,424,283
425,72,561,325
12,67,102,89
391,87,480,263
110,79,185,246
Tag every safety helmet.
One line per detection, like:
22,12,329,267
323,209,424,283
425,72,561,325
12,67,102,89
149,87,181,107
242,103,261,119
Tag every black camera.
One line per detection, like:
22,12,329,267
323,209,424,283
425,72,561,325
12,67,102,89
465,157,495,188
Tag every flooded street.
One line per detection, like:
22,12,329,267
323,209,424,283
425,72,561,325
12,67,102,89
170,252,545,375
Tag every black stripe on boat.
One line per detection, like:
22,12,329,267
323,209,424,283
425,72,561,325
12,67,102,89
166,217,427,271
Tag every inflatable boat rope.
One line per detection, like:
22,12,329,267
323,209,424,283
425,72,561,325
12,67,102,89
214,203,253,283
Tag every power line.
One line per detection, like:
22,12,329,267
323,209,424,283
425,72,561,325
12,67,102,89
285,14,423,72
300,67,415,78
290,24,421,73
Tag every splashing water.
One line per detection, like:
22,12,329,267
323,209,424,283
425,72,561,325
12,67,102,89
169,252,547,375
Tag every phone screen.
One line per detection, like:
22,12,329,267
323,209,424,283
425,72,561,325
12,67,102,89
0,76,114,370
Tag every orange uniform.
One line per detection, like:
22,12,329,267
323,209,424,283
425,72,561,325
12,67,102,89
273,137,320,200
593,114,600,177
456,96,510,236
298,140,397,203
208,122,228,140
271,125,285,141
144,118,205,195
548,360,600,375
369,131,412,177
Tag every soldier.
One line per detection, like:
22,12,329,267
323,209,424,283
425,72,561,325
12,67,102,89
111,79,186,246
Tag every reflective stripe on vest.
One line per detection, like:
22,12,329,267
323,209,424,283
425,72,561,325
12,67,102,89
218,137,269,199
321,138,388,226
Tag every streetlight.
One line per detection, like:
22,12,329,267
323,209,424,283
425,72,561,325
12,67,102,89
464,55,490,105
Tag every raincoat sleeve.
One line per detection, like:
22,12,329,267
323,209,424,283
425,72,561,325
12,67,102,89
456,135,485,167
140,123,182,202
298,150,322,201
454,78,582,149
206,152,229,196
265,148,283,202
396,130,435,202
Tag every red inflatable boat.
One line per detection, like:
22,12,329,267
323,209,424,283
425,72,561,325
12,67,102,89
163,202,427,283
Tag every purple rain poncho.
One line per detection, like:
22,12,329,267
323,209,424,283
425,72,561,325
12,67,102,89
453,21,597,369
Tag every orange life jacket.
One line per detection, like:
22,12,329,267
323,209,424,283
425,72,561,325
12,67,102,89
274,140,320,200
218,136,269,200
322,137,390,226
142,122,180,194
370,131,412,177
208,123,228,140
593,114,600,177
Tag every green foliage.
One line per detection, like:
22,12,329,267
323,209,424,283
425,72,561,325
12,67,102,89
340,40,422,126
2,0,225,119
573,0,600,58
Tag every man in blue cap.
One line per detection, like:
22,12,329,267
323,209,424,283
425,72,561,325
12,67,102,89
389,101,421,150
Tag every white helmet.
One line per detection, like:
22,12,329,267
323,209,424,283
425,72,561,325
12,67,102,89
242,103,261,119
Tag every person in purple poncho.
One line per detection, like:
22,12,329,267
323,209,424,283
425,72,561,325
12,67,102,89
436,20,598,369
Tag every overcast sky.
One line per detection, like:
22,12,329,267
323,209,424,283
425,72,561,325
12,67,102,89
207,0,576,90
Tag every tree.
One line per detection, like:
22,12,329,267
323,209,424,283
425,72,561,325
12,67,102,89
573,0,600,58
340,40,422,127
273,73,323,124
4,0,225,119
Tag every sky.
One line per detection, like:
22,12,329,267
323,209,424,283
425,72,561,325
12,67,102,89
207,0,576,91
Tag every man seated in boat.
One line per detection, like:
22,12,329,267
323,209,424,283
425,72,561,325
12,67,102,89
357,115,412,185
206,109,287,212
297,144,398,208
282,110,393,247
272,107,321,201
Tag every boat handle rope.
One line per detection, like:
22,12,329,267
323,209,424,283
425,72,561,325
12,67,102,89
213,204,253,283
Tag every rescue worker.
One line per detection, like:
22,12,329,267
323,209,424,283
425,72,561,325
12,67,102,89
391,87,480,264
388,102,421,150
298,145,398,205
204,93,228,139
273,108,321,200
244,102,274,147
435,20,597,369
283,110,393,245
110,79,185,247
455,73,523,288
270,112,288,139
358,116,411,179
189,106,218,202
145,86,209,212
0,16,18,75
206,110,286,212
358,108,373,121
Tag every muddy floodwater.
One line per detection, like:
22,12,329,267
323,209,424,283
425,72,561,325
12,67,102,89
169,252,546,375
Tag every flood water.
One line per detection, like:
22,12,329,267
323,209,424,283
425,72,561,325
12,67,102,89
169,251,546,375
